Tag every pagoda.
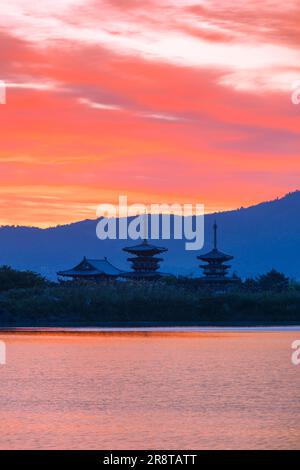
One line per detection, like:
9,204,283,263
123,239,168,280
197,222,237,289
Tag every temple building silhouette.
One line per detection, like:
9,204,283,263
122,239,168,280
197,222,238,290
57,239,168,282
57,256,123,282
57,224,237,285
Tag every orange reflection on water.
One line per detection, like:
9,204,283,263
0,331,299,449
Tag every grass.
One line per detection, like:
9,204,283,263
0,282,300,326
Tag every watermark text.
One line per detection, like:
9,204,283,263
96,196,204,251
291,80,300,105
0,340,6,365
0,81,6,104
291,340,300,366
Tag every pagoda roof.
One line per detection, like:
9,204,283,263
198,248,233,262
57,257,123,277
122,271,171,279
123,239,167,254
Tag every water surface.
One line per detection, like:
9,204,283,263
0,330,299,449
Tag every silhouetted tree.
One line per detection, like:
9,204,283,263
0,265,48,292
257,269,289,292
232,272,242,283
243,277,259,292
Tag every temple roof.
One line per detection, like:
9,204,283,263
57,257,123,277
123,239,167,255
198,248,233,262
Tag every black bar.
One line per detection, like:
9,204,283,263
0,450,298,465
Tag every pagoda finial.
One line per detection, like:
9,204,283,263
142,209,148,242
213,221,217,249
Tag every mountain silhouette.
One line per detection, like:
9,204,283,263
0,190,299,280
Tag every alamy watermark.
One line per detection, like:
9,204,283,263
291,340,300,366
0,341,6,365
0,80,6,104
96,196,204,250
291,80,300,105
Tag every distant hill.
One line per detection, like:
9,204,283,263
0,191,299,280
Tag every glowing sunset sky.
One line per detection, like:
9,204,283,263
0,0,299,227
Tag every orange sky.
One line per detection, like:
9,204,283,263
0,0,299,227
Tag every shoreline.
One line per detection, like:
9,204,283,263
1,321,300,334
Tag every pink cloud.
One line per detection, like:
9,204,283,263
0,1,299,226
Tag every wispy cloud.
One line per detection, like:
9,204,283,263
142,112,185,122
78,97,122,111
5,80,59,91
1,1,300,92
